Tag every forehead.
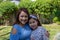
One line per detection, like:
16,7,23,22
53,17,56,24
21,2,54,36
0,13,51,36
19,11,28,16
29,18,36,21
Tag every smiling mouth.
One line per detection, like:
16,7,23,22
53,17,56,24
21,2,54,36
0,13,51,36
31,26,35,28
21,20,27,22
21,20,27,23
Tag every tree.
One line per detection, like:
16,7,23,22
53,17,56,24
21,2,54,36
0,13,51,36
0,1,18,25
18,0,59,24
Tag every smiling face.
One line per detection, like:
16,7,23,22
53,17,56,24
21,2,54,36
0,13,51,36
19,11,28,25
29,18,38,30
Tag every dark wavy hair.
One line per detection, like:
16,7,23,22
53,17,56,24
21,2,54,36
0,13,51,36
29,15,42,26
14,8,30,25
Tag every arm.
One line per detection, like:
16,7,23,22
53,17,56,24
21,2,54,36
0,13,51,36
10,28,19,40
39,33,49,40
43,31,49,40
45,31,50,38
39,28,49,40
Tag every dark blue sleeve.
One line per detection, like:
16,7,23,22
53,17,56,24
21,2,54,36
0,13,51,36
10,24,19,40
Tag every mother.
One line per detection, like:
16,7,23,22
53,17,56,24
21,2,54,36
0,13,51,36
10,8,31,40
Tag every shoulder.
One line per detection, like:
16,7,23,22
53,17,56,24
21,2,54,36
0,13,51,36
13,24,19,28
13,24,21,29
37,26,47,34
38,26,46,31
25,24,31,30
11,24,19,34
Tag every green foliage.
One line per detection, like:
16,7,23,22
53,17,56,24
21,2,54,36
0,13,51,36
53,17,58,23
18,0,60,23
18,0,32,13
51,0,60,21
0,1,18,25
19,0,55,14
0,1,18,19
0,0,60,24
0,0,3,3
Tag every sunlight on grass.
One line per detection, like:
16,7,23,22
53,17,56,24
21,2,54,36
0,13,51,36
43,23,60,40
0,26,12,40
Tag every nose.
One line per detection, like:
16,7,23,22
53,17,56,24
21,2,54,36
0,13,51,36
30,23,34,26
22,17,26,20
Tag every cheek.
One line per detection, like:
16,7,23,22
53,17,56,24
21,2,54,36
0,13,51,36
35,21,38,25
29,24,32,27
19,17,22,21
35,23,38,26
33,22,37,26
29,23,35,27
29,23,33,28
25,17,28,20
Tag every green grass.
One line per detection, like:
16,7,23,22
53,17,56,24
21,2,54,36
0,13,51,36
43,23,60,40
0,26,12,40
0,23,60,40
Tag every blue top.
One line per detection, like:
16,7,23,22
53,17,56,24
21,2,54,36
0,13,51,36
10,24,31,40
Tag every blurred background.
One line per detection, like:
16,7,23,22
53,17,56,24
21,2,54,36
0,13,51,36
0,0,60,40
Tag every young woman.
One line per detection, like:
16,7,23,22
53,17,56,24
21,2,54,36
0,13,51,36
10,8,31,40
29,15,49,40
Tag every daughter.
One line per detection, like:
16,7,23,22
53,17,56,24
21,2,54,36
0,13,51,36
29,15,49,40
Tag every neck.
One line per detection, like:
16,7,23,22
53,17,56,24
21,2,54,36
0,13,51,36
33,26,38,30
19,23,25,27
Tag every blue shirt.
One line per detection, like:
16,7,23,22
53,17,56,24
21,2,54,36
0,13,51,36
10,24,31,40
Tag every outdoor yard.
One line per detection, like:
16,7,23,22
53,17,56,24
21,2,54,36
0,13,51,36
0,23,60,40
0,0,60,40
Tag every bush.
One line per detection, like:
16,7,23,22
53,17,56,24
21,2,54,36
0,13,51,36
0,1,18,25
53,17,58,23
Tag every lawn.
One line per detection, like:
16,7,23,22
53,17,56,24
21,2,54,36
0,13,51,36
43,23,60,40
0,26,12,40
0,23,60,40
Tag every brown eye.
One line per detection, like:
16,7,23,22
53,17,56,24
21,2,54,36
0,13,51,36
33,21,35,23
25,16,28,18
20,15,24,17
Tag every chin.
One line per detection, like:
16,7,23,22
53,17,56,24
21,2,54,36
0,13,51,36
22,23,25,25
22,23,26,25
32,28,35,30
